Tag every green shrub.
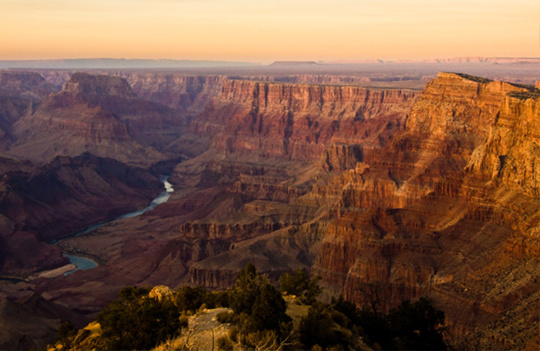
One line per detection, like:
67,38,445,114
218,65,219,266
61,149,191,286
386,297,446,350
299,303,345,349
176,285,210,312
279,268,322,304
96,287,182,350
251,282,290,332
53,322,78,349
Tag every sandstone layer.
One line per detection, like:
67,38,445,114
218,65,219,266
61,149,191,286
181,73,539,349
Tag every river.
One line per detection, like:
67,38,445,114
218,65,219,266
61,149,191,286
61,176,174,276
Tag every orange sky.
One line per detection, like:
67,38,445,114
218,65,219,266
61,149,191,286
1,0,538,62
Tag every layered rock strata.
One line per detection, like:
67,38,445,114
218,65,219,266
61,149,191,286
7,73,187,166
193,79,417,160
0,71,57,141
120,73,225,114
311,72,539,349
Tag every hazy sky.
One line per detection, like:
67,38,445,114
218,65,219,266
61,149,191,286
1,0,538,62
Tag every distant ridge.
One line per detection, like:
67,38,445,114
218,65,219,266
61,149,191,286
269,61,319,66
0,58,260,69
324,57,540,65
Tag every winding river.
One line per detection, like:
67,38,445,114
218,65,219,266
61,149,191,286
61,176,174,276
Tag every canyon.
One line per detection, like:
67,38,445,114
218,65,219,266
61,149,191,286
0,67,538,350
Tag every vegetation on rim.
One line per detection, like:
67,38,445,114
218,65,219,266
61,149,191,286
49,263,447,351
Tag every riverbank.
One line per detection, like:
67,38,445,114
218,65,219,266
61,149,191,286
35,263,77,278
49,176,175,276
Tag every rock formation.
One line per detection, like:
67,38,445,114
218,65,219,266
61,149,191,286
311,73,540,349
173,73,539,349
7,73,188,166
0,153,162,275
120,73,225,114
0,71,56,100
192,79,417,160
0,294,87,351
0,71,57,142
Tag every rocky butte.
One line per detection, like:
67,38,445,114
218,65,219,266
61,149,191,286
0,70,538,350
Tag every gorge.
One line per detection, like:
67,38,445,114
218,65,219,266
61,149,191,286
0,67,538,350
54,175,175,276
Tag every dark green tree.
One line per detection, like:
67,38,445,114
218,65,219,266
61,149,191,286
230,263,260,315
279,268,322,304
299,303,348,350
53,321,78,350
96,287,182,350
176,285,209,311
387,297,446,350
251,281,290,332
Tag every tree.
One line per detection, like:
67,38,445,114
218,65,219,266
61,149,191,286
226,263,292,348
279,268,322,304
176,285,209,312
230,263,260,315
387,297,446,350
96,287,182,350
251,282,290,332
299,303,348,350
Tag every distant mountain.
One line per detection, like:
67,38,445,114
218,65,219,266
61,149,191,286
0,58,260,69
269,61,319,66
324,57,540,64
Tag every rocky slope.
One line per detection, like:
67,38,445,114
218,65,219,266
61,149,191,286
310,73,540,349
7,73,188,166
0,71,57,142
0,294,87,351
0,152,162,275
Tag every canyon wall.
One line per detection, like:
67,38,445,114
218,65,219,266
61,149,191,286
173,72,539,349
120,73,225,114
0,153,163,275
193,79,418,160
166,80,419,291
310,73,539,349
0,71,57,140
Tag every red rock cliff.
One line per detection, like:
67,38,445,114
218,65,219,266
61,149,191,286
312,73,539,349
193,79,418,160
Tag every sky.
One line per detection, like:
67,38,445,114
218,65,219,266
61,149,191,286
0,0,538,62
